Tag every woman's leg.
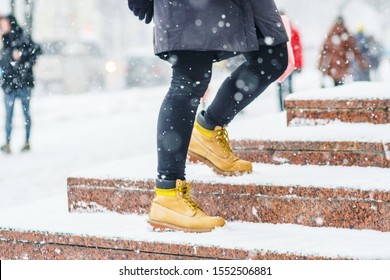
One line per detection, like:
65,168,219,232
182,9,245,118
150,51,225,232
19,88,32,144
203,43,288,127
157,51,213,182
4,93,17,144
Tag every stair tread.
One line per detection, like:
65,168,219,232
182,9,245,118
1,195,389,259
70,155,390,192
285,82,390,101
229,113,390,142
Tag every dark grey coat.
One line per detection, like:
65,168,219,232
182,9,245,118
0,15,42,93
153,0,288,60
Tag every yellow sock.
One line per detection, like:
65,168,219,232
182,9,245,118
194,121,213,138
155,188,176,197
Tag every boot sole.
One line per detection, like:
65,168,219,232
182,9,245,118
148,219,218,233
188,150,252,177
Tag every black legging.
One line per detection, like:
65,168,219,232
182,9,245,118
157,43,288,181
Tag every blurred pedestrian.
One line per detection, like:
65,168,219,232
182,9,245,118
318,16,368,86
367,35,384,81
351,25,371,81
127,0,288,232
351,26,384,81
277,18,303,111
0,14,42,154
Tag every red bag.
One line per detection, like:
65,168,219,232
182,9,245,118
277,15,295,83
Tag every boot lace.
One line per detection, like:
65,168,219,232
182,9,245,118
177,181,200,211
215,127,233,153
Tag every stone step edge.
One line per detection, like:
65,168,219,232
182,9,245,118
67,178,390,203
286,110,390,125
230,139,390,168
0,228,334,260
285,99,390,109
67,178,390,232
231,139,390,153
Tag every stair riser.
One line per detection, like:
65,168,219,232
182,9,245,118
233,150,390,168
0,242,187,260
0,230,331,260
67,179,390,232
284,99,390,111
285,99,390,126
231,141,390,168
285,99,390,109
286,109,390,126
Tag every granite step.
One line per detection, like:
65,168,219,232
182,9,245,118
67,156,390,232
231,138,390,168
1,196,389,260
284,82,390,126
0,228,331,260
228,110,390,168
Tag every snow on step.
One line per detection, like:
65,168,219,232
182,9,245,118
227,109,390,168
229,122,390,168
286,82,390,101
1,195,390,260
230,118,390,143
70,154,390,191
284,82,390,126
67,155,390,232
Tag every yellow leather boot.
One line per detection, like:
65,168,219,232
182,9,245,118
188,121,252,176
149,179,225,232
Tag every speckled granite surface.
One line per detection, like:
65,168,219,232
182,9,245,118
285,99,390,125
67,178,390,232
0,229,333,260
231,140,390,168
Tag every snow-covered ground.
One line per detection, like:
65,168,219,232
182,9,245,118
0,62,389,208
0,61,390,260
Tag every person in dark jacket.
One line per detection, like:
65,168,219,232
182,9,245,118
318,16,368,86
351,25,383,81
127,0,288,232
0,14,42,154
